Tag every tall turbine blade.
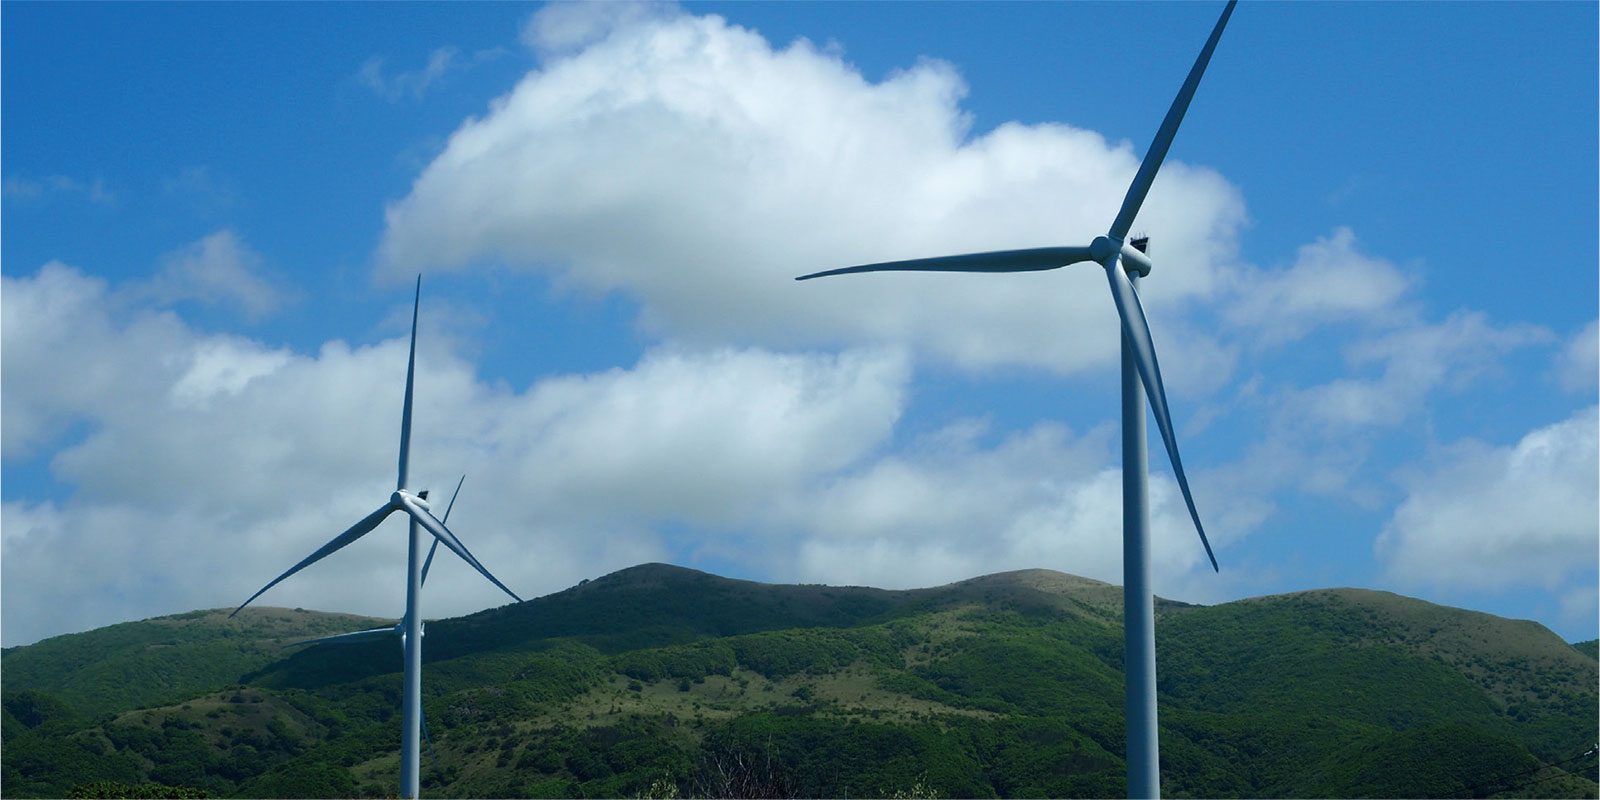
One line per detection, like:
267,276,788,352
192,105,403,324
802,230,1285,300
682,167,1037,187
422,708,440,769
231,503,399,616
397,275,421,492
1103,262,1220,571
420,474,464,587
796,246,1095,281
397,494,523,603
439,474,465,523
284,625,400,648
420,543,440,588
1108,0,1237,241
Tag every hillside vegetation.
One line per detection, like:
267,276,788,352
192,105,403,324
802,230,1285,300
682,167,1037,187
4,564,1595,798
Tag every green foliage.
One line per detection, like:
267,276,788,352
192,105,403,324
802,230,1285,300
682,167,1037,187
1572,639,1598,660
238,759,357,798
1158,593,1596,759
913,627,1122,717
1,608,392,719
613,640,737,682
726,627,898,679
703,713,994,798
66,780,212,798
2,725,144,797
4,689,82,730
1297,723,1544,798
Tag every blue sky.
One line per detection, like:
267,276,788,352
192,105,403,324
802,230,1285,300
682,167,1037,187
3,2,1595,648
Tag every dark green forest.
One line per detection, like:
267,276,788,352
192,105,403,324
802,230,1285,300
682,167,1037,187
4,565,1596,798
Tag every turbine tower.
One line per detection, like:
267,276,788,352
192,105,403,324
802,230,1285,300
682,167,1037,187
796,4,1237,797
232,278,522,799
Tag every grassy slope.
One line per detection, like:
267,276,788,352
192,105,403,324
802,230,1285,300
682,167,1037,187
4,564,1595,798
1,608,391,720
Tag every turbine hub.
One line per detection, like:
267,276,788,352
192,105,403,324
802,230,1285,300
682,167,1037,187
1089,235,1121,264
392,489,429,510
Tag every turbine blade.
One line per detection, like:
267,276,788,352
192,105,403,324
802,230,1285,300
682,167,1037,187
421,475,463,586
398,275,421,492
1109,0,1237,241
422,707,440,769
283,625,400,649
1103,262,1220,572
796,246,1095,281
231,503,399,617
398,494,523,603
421,540,441,587
440,474,466,524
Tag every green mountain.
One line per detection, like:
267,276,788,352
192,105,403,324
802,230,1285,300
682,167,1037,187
4,564,1595,798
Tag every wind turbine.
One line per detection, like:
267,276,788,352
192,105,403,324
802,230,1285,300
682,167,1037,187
281,473,468,770
796,3,1237,797
231,278,522,800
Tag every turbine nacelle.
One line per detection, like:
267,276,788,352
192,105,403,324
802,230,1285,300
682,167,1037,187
1119,241,1153,278
394,489,430,512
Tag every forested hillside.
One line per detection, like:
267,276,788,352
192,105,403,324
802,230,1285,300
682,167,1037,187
4,564,1595,798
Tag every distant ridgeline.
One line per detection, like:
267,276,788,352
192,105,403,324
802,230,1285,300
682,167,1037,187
4,564,1597,798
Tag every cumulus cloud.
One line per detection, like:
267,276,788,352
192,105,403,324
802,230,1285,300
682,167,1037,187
1,264,180,459
484,346,908,527
1225,227,1411,344
1377,406,1599,592
1200,308,1557,511
379,6,1246,374
1556,319,1598,394
1283,310,1552,431
0,262,911,646
521,2,675,57
762,419,1239,597
132,230,291,320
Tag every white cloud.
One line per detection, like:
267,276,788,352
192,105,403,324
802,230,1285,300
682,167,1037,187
521,2,675,57
1225,227,1411,344
487,345,908,527
1284,310,1552,431
359,46,506,103
767,420,1236,597
1556,319,1598,394
1207,310,1556,508
133,230,291,320
2,174,115,205
379,7,1246,374
1,264,179,459
0,262,910,646
1376,406,1599,592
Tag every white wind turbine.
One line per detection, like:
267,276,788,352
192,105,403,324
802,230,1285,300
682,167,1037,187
231,277,522,800
279,473,468,772
796,3,1237,797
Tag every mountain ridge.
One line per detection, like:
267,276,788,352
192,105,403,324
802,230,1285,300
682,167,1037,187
3,563,1595,798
